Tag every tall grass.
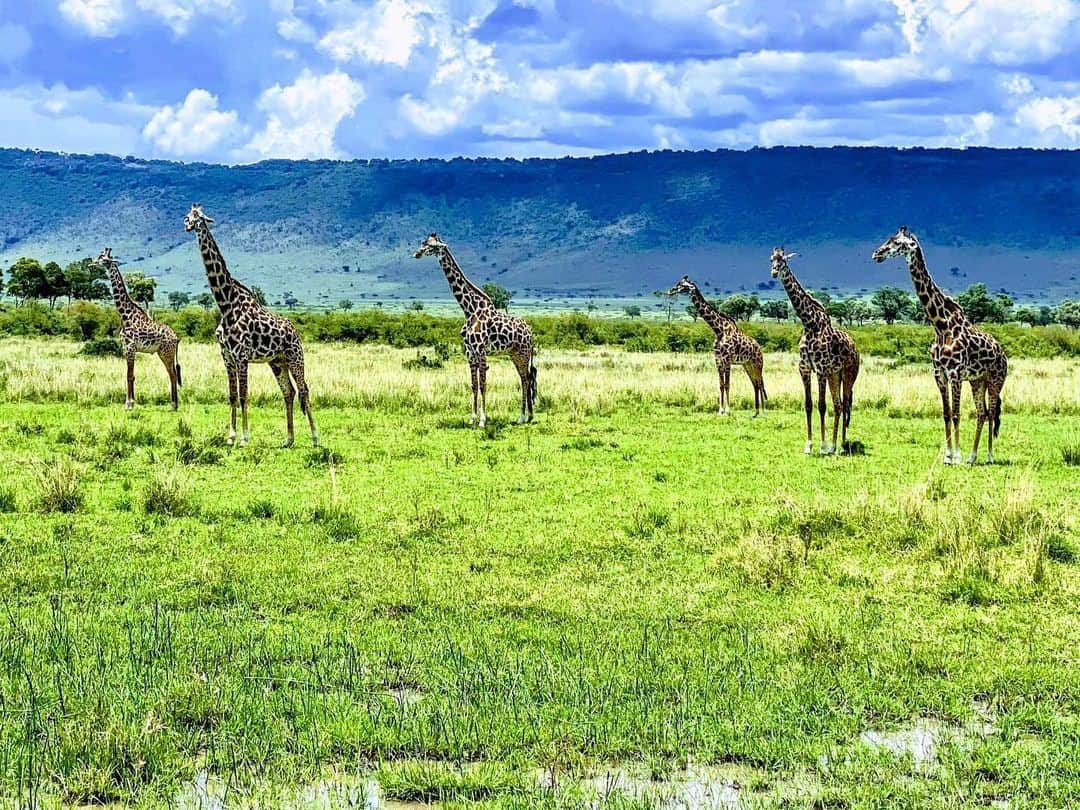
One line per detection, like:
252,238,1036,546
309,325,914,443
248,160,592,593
0,339,1077,418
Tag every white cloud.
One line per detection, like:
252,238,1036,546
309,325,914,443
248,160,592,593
134,0,236,35
143,89,243,157
319,0,432,67
245,70,366,159
891,0,1079,66
0,83,154,155
400,94,462,135
1014,96,1080,143
59,0,126,37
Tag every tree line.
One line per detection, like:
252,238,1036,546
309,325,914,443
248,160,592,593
2,254,1078,329
668,285,1080,329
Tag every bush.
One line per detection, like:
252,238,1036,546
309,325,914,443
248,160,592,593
79,338,123,357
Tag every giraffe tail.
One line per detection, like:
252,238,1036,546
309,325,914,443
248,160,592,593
175,345,182,387
993,394,1002,438
528,363,538,411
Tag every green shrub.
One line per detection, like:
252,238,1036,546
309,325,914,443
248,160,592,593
79,338,123,357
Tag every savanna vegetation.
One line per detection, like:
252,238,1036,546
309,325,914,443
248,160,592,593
0,337,1076,808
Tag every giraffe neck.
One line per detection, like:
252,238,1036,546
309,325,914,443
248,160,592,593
906,245,957,334
105,263,141,322
687,284,735,336
778,265,829,332
438,248,492,316
194,223,237,317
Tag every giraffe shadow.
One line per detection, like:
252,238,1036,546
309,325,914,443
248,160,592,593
841,440,867,456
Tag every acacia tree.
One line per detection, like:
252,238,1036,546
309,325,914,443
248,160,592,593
7,257,48,305
125,272,156,308
719,293,760,321
871,287,913,324
64,258,109,302
482,283,512,310
759,299,790,321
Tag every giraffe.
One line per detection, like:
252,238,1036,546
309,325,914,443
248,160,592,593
183,204,318,448
873,226,1007,464
94,247,181,410
770,248,860,455
413,233,536,427
667,275,767,415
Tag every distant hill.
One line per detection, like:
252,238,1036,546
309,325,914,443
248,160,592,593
1,147,1077,307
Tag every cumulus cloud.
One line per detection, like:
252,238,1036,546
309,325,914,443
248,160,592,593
134,0,237,35
245,70,366,160
318,0,432,67
1014,96,1080,143
58,0,126,37
891,0,1079,65
143,89,243,157
11,0,1080,159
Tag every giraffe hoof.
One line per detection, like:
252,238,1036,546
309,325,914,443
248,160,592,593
986,454,994,465
226,436,235,447
804,442,813,455
282,437,294,449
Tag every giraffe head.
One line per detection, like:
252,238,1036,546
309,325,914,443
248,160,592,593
413,232,448,259
183,203,215,233
94,246,120,268
667,275,696,297
872,225,919,263
770,247,797,278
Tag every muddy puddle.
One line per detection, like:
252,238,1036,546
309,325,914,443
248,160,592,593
176,771,426,809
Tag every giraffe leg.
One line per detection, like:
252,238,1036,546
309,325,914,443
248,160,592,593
468,363,479,426
934,370,951,464
287,347,318,446
714,357,724,415
270,360,296,448
512,351,531,424
818,374,829,454
477,361,489,428
159,346,178,410
125,351,136,410
986,378,1003,465
746,363,763,417
723,364,733,415
827,372,842,454
950,378,962,465
801,364,813,454
221,346,238,446
967,380,988,465
237,360,250,447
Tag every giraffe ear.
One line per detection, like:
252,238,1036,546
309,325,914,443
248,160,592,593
785,251,798,260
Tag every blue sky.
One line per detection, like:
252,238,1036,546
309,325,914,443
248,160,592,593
0,0,1077,163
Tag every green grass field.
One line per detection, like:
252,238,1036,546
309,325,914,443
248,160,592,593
0,340,1077,808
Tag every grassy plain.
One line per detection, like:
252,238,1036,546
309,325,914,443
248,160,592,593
0,339,1077,808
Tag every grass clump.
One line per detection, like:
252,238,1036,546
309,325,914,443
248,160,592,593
1061,445,1080,466
35,458,84,513
142,469,197,517
0,485,17,513
312,503,362,541
305,447,344,468
176,437,223,466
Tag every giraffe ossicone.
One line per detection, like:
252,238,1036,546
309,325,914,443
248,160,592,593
185,203,319,448
94,246,181,411
414,232,537,427
667,275,767,416
873,225,1007,465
